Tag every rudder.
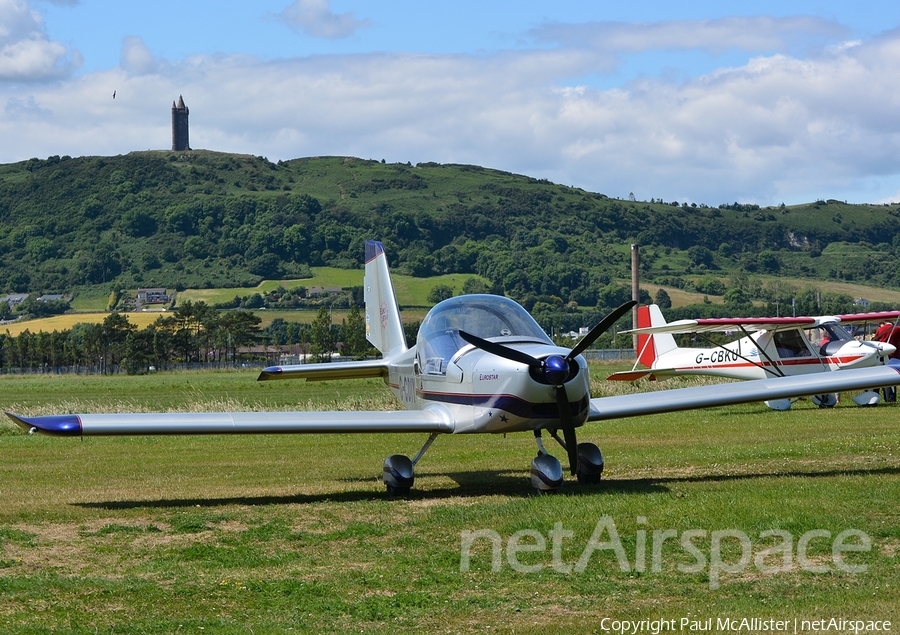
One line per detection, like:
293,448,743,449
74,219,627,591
636,304,678,368
364,240,407,358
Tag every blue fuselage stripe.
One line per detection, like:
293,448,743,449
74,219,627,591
419,391,589,419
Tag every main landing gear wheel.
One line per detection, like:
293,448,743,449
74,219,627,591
382,433,439,497
575,442,604,484
812,393,838,408
383,454,414,497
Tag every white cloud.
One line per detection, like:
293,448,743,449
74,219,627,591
4,93,51,117
0,0,80,81
529,16,849,55
120,36,157,75
2,11,900,206
279,0,370,39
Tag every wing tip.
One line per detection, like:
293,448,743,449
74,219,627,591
257,366,283,381
5,412,82,436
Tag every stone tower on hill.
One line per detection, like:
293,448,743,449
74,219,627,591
171,96,190,151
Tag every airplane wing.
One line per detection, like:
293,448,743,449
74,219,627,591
589,363,900,421
624,316,817,335
836,310,900,325
258,360,388,382
5,408,455,437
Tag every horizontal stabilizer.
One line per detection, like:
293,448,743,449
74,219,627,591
258,359,388,382
607,370,654,381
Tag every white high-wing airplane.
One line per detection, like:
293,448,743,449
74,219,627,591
8,242,900,494
609,304,900,409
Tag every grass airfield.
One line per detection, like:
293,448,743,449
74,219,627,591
0,367,898,634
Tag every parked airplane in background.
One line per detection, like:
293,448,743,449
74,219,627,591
8,243,900,494
609,304,900,409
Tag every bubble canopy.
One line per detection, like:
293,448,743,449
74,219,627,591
417,295,552,373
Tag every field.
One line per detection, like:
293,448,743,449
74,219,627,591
10,262,900,338
176,267,490,308
1,312,166,337
1,368,898,633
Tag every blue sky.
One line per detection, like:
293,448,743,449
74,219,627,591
4,1,900,206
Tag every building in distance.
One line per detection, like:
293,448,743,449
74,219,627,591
171,96,190,151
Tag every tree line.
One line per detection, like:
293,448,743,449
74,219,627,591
0,301,372,375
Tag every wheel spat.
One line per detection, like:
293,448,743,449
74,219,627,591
460,300,636,474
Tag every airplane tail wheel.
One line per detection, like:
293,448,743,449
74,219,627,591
383,454,414,496
812,393,838,408
576,442,604,484
530,453,563,492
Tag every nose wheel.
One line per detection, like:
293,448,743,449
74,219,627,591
531,430,604,491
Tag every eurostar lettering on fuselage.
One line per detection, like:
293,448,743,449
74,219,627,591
478,373,499,381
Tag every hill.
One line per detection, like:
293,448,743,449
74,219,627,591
1,151,899,330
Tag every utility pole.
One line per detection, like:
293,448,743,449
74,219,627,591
631,243,640,350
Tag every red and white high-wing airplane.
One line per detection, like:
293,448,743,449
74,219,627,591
8,243,900,493
609,304,900,409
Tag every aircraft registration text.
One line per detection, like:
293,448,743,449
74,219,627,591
695,350,739,364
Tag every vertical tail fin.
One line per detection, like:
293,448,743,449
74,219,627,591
364,240,407,358
636,304,678,368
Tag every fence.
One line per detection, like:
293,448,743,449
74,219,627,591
0,350,636,376
582,349,636,362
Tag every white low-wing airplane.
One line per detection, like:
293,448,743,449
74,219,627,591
609,304,900,409
8,242,900,493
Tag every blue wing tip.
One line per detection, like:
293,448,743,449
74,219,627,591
5,412,82,436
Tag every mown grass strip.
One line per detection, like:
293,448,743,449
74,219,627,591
0,367,897,633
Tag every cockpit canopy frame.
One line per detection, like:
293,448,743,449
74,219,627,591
417,295,552,375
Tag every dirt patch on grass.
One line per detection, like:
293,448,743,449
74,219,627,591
879,539,899,558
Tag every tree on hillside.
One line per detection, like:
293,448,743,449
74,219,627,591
427,284,454,304
654,288,672,309
687,245,714,268
461,278,491,295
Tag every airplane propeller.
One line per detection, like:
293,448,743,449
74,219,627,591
460,300,637,474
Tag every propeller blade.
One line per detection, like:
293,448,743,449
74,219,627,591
568,300,638,360
459,330,541,367
555,383,579,475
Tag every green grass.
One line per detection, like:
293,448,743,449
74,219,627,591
0,368,898,633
